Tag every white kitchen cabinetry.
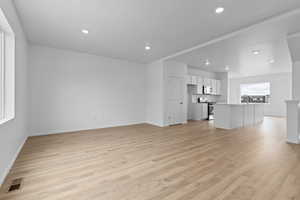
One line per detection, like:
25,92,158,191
197,77,203,85
191,76,197,85
202,104,208,119
197,77,203,94
203,78,221,95
211,79,217,95
188,76,221,95
203,78,211,87
191,103,208,120
214,104,264,129
186,76,192,85
186,75,197,85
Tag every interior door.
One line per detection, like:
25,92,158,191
167,76,184,125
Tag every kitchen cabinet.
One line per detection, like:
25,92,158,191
203,78,221,95
212,79,221,95
214,104,264,129
197,77,203,85
191,103,208,120
186,75,197,85
196,77,203,94
203,78,211,87
191,76,197,85
187,76,222,96
211,79,217,95
186,76,192,85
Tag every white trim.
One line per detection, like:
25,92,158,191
0,31,4,121
146,121,165,127
0,116,13,125
158,8,300,61
286,139,300,144
285,100,300,104
0,8,15,125
0,136,27,186
30,121,148,136
288,32,300,39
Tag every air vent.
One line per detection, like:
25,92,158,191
8,178,23,192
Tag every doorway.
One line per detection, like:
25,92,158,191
166,76,185,125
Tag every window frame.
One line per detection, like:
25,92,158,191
0,8,15,125
240,82,271,104
0,30,4,121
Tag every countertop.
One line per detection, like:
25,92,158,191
216,103,265,106
192,102,216,104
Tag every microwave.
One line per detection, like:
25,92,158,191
203,86,213,95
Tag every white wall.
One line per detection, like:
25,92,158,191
229,72,292,117
145,61,164,126
29,45,146,135
0,1,28,185
216,72,229,103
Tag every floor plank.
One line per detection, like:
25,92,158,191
0,117,300,200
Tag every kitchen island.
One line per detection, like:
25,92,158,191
214,103,264,129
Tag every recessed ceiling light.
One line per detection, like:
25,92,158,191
145,45,151,51
225,66,230,71
81,29,89,34
252,50,260,55
215,7,225,14
269,59,275,64
205,60,211,66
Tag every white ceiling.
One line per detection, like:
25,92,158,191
13,0,300,63
171,10,300,77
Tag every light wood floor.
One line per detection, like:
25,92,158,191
1,117,300,200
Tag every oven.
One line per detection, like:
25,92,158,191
207,102,216,120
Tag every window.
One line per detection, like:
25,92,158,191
0,8,15,124
240,82,270,103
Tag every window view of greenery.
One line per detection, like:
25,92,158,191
240,82,270,103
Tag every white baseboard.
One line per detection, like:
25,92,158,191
30,121,147,137
145,121,165,127
286,139,300,144
0,136,27,186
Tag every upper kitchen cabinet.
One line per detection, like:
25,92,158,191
197,77,203,87
197,77,203,94
186,75,197,85
187,75,221,96
191,76,197,85
212,79,221,95
203,78,221,95
203,78,211,87
211,79,217,95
